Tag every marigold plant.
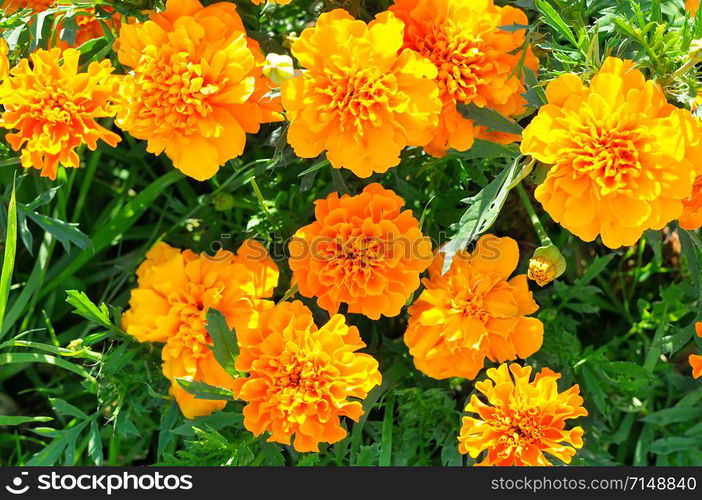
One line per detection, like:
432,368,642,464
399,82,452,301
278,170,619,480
458,363,588,466
115,0,281,181
521,57,698,248
282,8,442,178
389,0,538,156
233,300,382,452
289,183,432,319
0,47,120,180
404,235,543,380
121,239,279,419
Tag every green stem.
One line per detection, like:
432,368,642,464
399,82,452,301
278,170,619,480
516,183,552,246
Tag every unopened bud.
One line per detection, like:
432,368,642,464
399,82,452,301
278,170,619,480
528,245,566,286
263,53,295,85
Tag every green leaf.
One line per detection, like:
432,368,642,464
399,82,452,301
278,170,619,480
535,0,579,46
0,415,53,426
88,420,103,466
452,139,519,161
642,407,702,426
0,353,96,386
442,157,521,273
206,308,239,377
457,102,524,135
50,398,89,420
648,437,702,455
0,181,17,334
65,290,114,330
176,378,234,401
27,419,89,466
21,209,92,253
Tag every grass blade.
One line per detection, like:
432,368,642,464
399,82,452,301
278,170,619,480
0,181,17,333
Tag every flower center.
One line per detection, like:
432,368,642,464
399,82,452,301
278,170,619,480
451,286,489,321
491,407,543,450
133,47,223,134
415,21,487,103
528,257,555,286
36,90,82,125
568,127,642,195
318,67,401,133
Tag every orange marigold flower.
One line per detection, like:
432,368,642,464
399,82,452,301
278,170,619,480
404,235,543,380
688,0,699,16
1,0,53,13
121,239,279,419
250,0,293,4
115,0,282,181
233,300,382,452
691,322,702,379
0,48,120,180
521,57,698,248
458,363,588,466
288,183,432,319
389,0,539,157
680,176,702,230
282,9,441,178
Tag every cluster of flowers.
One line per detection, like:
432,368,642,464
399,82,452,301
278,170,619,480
2,0,702,465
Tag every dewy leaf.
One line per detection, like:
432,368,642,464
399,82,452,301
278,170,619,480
441,156,522,273
205,308,239,377
457,102,524,135
176,378,234,401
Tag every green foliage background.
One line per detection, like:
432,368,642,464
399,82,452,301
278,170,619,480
0,0,702,466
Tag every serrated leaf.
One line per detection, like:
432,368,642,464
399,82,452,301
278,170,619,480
65,290,114,330
441,157,521,273
176,378,234,401
205,308,239,377
457,102,524,135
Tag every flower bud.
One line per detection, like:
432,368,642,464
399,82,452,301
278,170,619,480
528,245,566,287
263,53,295,85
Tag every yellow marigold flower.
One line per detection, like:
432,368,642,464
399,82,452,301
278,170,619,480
282,9,442,178
404,235,543,380
233,300,381,452
458,363,588,466
691,322,702,379
521,57,698,248
288,183,433,319
527,244,566,287
115,0,282,181
0,48,120,180
0,39,9,81
688,0,699,16
122,239,279,419
389,0,539,157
